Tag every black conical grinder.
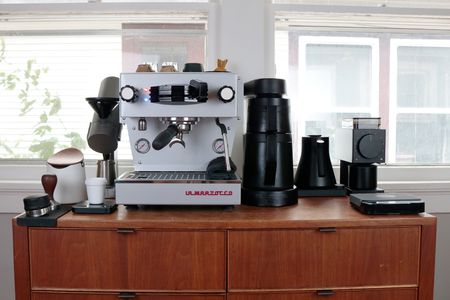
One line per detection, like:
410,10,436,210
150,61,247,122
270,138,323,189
241,78,298,207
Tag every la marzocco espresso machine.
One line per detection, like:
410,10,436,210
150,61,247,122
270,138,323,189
115,72,242,205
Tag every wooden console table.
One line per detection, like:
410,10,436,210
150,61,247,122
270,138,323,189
13,197,436,300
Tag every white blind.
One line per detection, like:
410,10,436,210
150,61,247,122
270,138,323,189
0,34,122,159
273,0,450,9
0,11,207,160
276,12,450,32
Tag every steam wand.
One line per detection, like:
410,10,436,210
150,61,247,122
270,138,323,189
215,118,231,171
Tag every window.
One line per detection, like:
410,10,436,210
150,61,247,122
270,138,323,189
276,34,378,161
391,39,450,164
275,8,450,165
0,4,208,160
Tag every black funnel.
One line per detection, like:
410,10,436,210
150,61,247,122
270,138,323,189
86,97,118,119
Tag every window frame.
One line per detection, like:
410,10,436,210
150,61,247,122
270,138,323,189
273,2,450,190
389,38,450,163
295,36,380,147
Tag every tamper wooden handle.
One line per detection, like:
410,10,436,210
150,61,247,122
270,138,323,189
41,174,57,201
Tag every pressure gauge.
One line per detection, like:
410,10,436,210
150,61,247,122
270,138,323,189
135,138,151,154
212,138,225,154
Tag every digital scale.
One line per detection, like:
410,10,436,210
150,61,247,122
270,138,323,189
350,193,425,215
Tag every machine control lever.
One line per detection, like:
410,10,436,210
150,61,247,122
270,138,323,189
215,118,231,171
152,125,178,150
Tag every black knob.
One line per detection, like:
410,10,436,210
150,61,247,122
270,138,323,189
120,85,138,102
218,86,235,103
357,134,384,159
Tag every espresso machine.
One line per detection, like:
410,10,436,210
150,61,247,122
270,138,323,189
115,72,242,205
335,117,386,194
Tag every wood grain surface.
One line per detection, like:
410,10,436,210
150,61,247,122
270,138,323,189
12,197,436,300
228,227,420,290
32,292,224,300
12,220,31,300
228,288,417,300
55,197,435,229
29,229,225,291
418,223,437,300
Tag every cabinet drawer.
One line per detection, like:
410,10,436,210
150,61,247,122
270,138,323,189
228,227,420,289
228,288,417,300
32,292,225,300
30,229,225,290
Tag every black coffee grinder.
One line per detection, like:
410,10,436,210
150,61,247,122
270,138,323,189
86,77,122,198
335,117,385,194
241,78,298,207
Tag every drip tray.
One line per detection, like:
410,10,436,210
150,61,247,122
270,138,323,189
117,171,238,183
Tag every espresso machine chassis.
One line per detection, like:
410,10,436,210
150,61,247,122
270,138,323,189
116,72,242,205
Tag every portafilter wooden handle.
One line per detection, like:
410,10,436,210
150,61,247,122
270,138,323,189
41,174,57,201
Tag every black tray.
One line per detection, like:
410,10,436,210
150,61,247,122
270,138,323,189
17,204,72,227
72,200,117,214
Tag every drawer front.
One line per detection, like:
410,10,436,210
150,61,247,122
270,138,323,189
228,227,420,289
32,293,225,300
30,229,225,290
228,288,417,300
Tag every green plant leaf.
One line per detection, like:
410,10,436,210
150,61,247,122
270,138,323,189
20,100,36,115
24,59,36,79
65,132,87,150
5,74,19,90
39,113,48,123
43,89,61,115
33,125,52,136
29,138,58,159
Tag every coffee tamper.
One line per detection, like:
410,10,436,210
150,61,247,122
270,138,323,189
23,194,51,217
41,174,60,211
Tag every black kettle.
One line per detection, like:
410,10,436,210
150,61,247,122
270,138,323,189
295,135,336,189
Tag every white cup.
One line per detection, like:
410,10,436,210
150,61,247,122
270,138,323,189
85,177,107,205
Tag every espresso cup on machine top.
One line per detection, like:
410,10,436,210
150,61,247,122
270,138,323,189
85,177,107,205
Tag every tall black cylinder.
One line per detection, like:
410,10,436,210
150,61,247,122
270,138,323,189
242,78,297,207
348,164,377,190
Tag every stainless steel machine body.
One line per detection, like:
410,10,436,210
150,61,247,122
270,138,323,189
116,72,242,205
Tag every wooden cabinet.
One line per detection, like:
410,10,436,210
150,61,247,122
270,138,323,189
29,229,225,290
32,292,225,300
228,288,417,300
13,197,436,300
228,227,420,289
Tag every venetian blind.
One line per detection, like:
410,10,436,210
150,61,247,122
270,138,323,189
0,12,207,160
